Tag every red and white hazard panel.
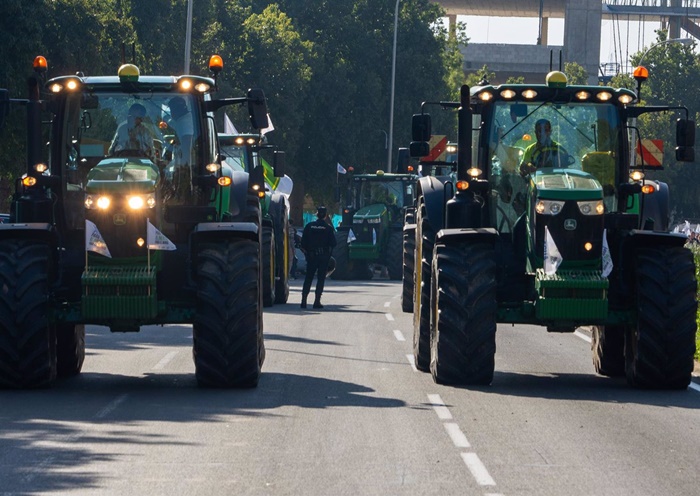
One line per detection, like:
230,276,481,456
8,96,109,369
636,139,664,167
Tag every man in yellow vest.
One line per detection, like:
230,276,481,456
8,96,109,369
519,119,570,176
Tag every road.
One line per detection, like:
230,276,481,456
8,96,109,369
1,278,699,495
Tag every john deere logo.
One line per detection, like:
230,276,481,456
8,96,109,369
564,219,577,230
113,213,127,225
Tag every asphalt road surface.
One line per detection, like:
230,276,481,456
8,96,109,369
1,278,699,495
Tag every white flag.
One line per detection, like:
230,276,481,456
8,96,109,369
347,229,357,243
601,228,613,278
683,220,691,237
544,227,562,275
260,113,274,135
85,220,111,258
372,228,377,246
224,113,238,134
337,163,347,174
695,223,700,234
672,225,680,233
147,219,177,251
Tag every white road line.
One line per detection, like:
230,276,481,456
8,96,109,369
406,354,418,372
461,452,496,486
574,330,592,343
153,350,179,370
384,301,391,308
444,422,471,448
393,329,405,341
385,313,395,321
689,382,700,393
95,394,129,419
427,394,453,420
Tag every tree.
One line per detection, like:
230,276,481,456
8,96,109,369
564,62,587,85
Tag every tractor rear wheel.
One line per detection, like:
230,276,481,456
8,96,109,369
0,240,57,388
331,230,352,280
272,197,290,304
430,242,497,385
194,239,264,388
401,225,416,313
413,200,435,372
385,228,403,280
625,246,696,389
591,325,625,377
57,324,85,377
262,226,276,307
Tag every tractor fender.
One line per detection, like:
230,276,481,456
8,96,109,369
638,180,670,231
192,222,259,245
228,170,251,218
435,227,499,247
416,176,449,232
0,223,57,245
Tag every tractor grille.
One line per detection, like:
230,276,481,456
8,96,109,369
535,201,603,262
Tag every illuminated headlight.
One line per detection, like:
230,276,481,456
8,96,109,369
179,79,193,90
127,193,156,209
85,195,111,210
195,82,211,93
206,163,220,173
478,91,493,101
34,163,48,173
577,200,604,216
629,170,645,181
467,167,482,177
596,91,613,101
535,200,565,215
366,218,382,224
522,89,537,99
618,94,634,104
500,89,516,99
50,83,63,93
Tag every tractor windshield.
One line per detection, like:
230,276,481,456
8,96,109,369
356,180,409,209
488,100,621,233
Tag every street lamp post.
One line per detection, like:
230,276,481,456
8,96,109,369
637,37,692,67
387,0,400,173
184,0,194,74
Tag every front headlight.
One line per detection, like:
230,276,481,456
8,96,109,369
535,200,565,215
577,200,604,216
85,195,112,210
127,193,156,210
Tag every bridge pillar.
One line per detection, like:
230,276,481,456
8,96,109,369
563,0,601,84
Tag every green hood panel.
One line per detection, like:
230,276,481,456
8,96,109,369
534,169,603,201
86,157,159,194
354,204,387,219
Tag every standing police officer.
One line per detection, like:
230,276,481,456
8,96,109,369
301,206,336,309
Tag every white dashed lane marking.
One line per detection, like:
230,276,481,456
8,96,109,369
393,329,405,342
461,452,497,486
385,313,395,321
427,394,453,420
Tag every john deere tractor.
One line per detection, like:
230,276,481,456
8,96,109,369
219,133,290,306
0,55,271,388
332,166,417,280
410,69,697,389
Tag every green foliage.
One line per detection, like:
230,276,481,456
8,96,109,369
505,76,525,84
563,62,587,85
688,243,700,361
466,65,495,87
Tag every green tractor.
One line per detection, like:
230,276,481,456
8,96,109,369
332,165,417,280
0,55,271,388
410,69,697,389
218,133,291,307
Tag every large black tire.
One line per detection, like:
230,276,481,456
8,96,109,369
56,324,85,377
272,197,290,304
591,325,625,377
331,230,352,280
193,239,264,388
0,240,57,388
625,246,697,389
412,200,435,372
401,226,416,313
430,242,497,385
261,226,276,307
385,228,403,280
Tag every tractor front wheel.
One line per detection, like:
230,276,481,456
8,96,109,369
193,239,264,388
430,242,497,385
401,225,416,313
56,324,85,377
591,325,625,377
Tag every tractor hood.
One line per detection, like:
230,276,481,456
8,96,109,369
533,168,603,201
85,157,160,194
353,203,387,223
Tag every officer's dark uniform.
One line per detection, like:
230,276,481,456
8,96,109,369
301,206,337,309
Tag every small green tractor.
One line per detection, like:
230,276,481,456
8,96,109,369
218,133,291,306
332,166,417,280
0,54,271,388
410,69,697,389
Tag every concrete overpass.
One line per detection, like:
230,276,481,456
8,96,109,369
433,0,700,83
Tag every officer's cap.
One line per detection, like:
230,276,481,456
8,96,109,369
316,206,327,218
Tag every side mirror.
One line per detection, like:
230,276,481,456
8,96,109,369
0,89,8,130
412,113,431,142
247,88,268,130
396,147,409,174
273,150,285,177
410,141,429,157
676,146,695,162
676,118,695,147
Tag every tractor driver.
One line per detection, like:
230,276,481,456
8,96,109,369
108,103,162,161
519,119,570,176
